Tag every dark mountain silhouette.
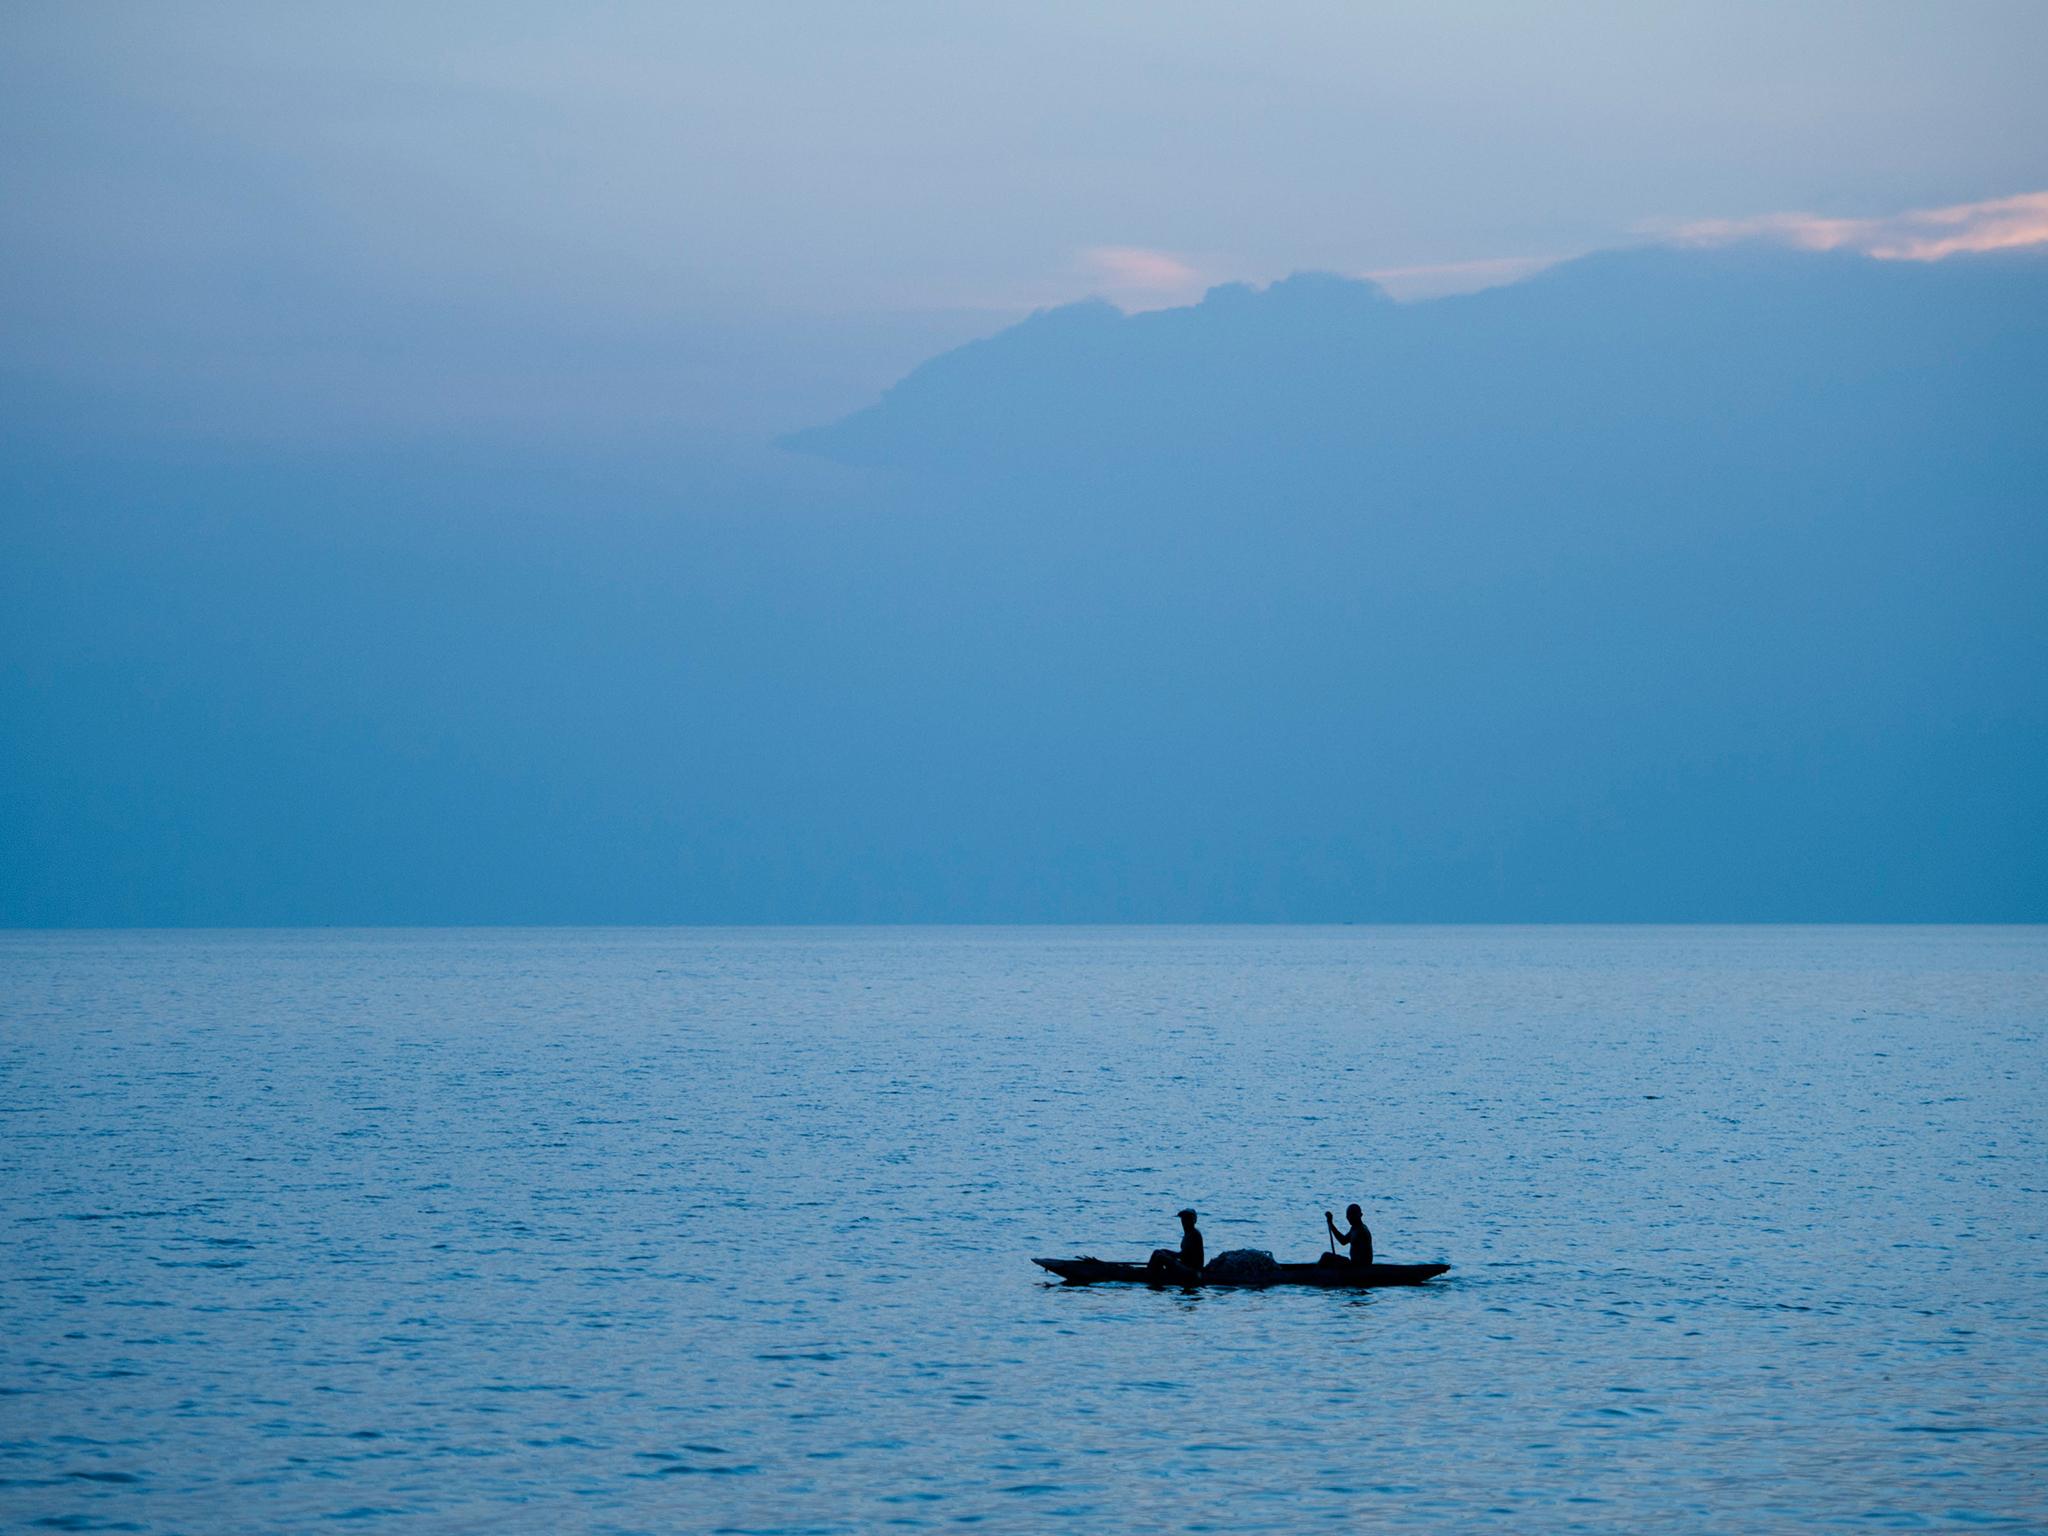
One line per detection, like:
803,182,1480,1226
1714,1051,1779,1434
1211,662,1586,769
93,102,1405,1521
3,244,2043,923
779,245,2048,919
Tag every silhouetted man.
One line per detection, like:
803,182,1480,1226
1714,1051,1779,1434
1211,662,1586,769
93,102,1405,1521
1324,1203,1374,1269
1148,1208,1204,1280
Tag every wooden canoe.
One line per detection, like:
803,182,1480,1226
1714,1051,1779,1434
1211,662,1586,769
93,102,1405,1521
1035,1257,1448,1288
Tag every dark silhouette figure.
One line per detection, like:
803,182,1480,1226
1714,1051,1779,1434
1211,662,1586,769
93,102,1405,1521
1148,1208,1205,1280
1323,1203,1374,1269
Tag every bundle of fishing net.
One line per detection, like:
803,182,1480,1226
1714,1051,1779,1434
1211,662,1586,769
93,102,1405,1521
1203,1249,1278,1279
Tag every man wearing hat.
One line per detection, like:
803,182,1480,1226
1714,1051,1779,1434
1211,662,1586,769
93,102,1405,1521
1147,1207,1205,1281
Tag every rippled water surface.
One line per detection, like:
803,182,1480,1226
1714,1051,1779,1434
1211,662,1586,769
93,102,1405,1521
3,927,2045,1532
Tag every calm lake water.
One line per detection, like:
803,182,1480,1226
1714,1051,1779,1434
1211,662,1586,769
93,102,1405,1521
2,926,2044,1533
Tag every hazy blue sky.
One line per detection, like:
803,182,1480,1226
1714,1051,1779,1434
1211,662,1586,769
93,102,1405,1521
4,4,2045,925
6,1,2046,440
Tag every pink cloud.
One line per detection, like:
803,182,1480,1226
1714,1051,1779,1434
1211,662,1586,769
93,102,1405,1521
1078,245,1203,301
1662,191,2048,262
1363,254,1557,301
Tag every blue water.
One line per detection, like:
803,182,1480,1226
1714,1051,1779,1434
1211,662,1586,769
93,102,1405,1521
2,926,2044,1532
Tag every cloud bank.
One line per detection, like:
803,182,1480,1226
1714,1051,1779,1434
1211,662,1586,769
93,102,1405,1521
1665,191,2048,261
1070,192,2048,317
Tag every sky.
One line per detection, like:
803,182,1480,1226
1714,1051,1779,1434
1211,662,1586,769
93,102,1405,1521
5,1,2047,443
3,3,2046,925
